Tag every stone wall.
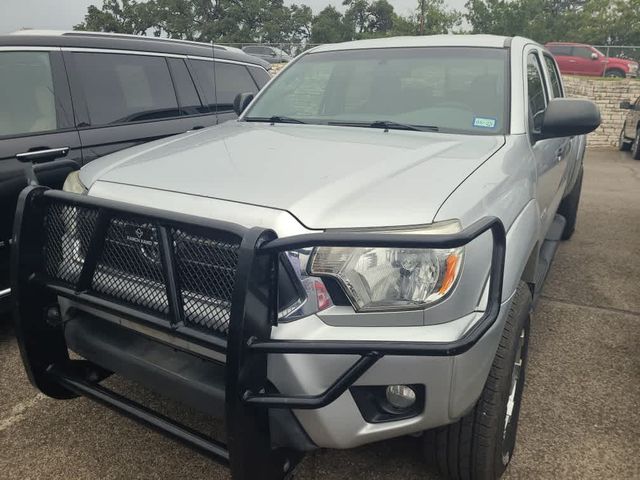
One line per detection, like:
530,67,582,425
563,75,640,147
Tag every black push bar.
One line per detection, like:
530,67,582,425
12,186,506,480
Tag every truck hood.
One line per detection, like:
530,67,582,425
82,121,505,229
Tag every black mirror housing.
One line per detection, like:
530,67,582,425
538,98,600,140
620,100,632,109
233,92,255,116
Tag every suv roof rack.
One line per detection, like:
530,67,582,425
10,29,228,50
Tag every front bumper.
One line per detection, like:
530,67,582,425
12,186,505,479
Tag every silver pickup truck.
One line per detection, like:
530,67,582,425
12,35,599,480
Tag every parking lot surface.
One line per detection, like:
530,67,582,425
1,149,638,479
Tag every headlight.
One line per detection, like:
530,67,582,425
308,221,463,312
62,170,88,195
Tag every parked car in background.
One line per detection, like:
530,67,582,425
12,35,600,480
242,45,292,63
546,42,639,78
0,30,270,312
618,96,640,158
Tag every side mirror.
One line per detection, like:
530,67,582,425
590,52,599,60
620,100,632,109
233,92,254,116
538,98,601,140
270,51,277,57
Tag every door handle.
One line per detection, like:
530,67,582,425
16,147,70,163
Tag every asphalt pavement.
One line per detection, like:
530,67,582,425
1,148,638,479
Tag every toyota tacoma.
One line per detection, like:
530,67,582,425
12,35,599,480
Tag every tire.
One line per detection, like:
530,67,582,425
619,128,632,151
605,69,625,78
632,128,640,160
557,167,583,240
423,282,531,480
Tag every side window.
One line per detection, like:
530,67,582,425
572,47,593,59
216,63,259,110
191,60,259,112
543,55,563,98
167,58,206,115
72,52,179,126
0,51,57,137
244,46,261,54
548,45,572,56
247,65,271,88
527,53,548,133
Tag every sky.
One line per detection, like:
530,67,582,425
0,0,468,34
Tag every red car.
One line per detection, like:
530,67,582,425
546,42,638,78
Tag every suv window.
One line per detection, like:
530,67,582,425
572,46,594,59
543,55,563,98
243,46,261,54
73,52,179,126
548,45,572,56
0,51,57,136
191,60,258,111
247,65,271,88
167,58,206,115
527,53,548,132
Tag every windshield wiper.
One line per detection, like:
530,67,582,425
245,115,307,124
328,120,438,132
369,120,438,132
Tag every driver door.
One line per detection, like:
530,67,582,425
527,50,568,240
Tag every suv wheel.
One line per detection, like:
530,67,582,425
619,128,632,151
423,282,531,480
605,69,625,78
632,128,640,160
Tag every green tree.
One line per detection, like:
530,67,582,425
417,0,461,35
367,0,395,34
75,0,155,35
310,6,351,43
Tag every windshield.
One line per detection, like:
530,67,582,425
245,47,509,135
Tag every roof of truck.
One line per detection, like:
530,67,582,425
0,30,266,67
309,35,530,53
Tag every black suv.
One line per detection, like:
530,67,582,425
0,31,271,310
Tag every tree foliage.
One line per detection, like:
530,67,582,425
75,0,460,45
464,0,640,45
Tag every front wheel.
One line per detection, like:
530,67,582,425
619,128,632,151
423,282,531,480
605,69,625,78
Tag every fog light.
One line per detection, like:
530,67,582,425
385,385,416,410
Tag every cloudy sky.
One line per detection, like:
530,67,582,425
1,0,467,34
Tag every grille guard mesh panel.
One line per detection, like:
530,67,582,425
43,201,241,336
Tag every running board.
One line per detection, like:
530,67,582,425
533,214,566,306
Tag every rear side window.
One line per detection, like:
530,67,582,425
0,51,57,136
543,55,563,98
72,52,179,126
548,45,572,56
247,65,271,88
527,53,548,132
167,58,206,115
191,60,258,112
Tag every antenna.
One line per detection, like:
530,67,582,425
211,40,218,116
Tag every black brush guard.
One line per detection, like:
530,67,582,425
12,186,506,479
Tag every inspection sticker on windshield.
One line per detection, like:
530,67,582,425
473,117,497,129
